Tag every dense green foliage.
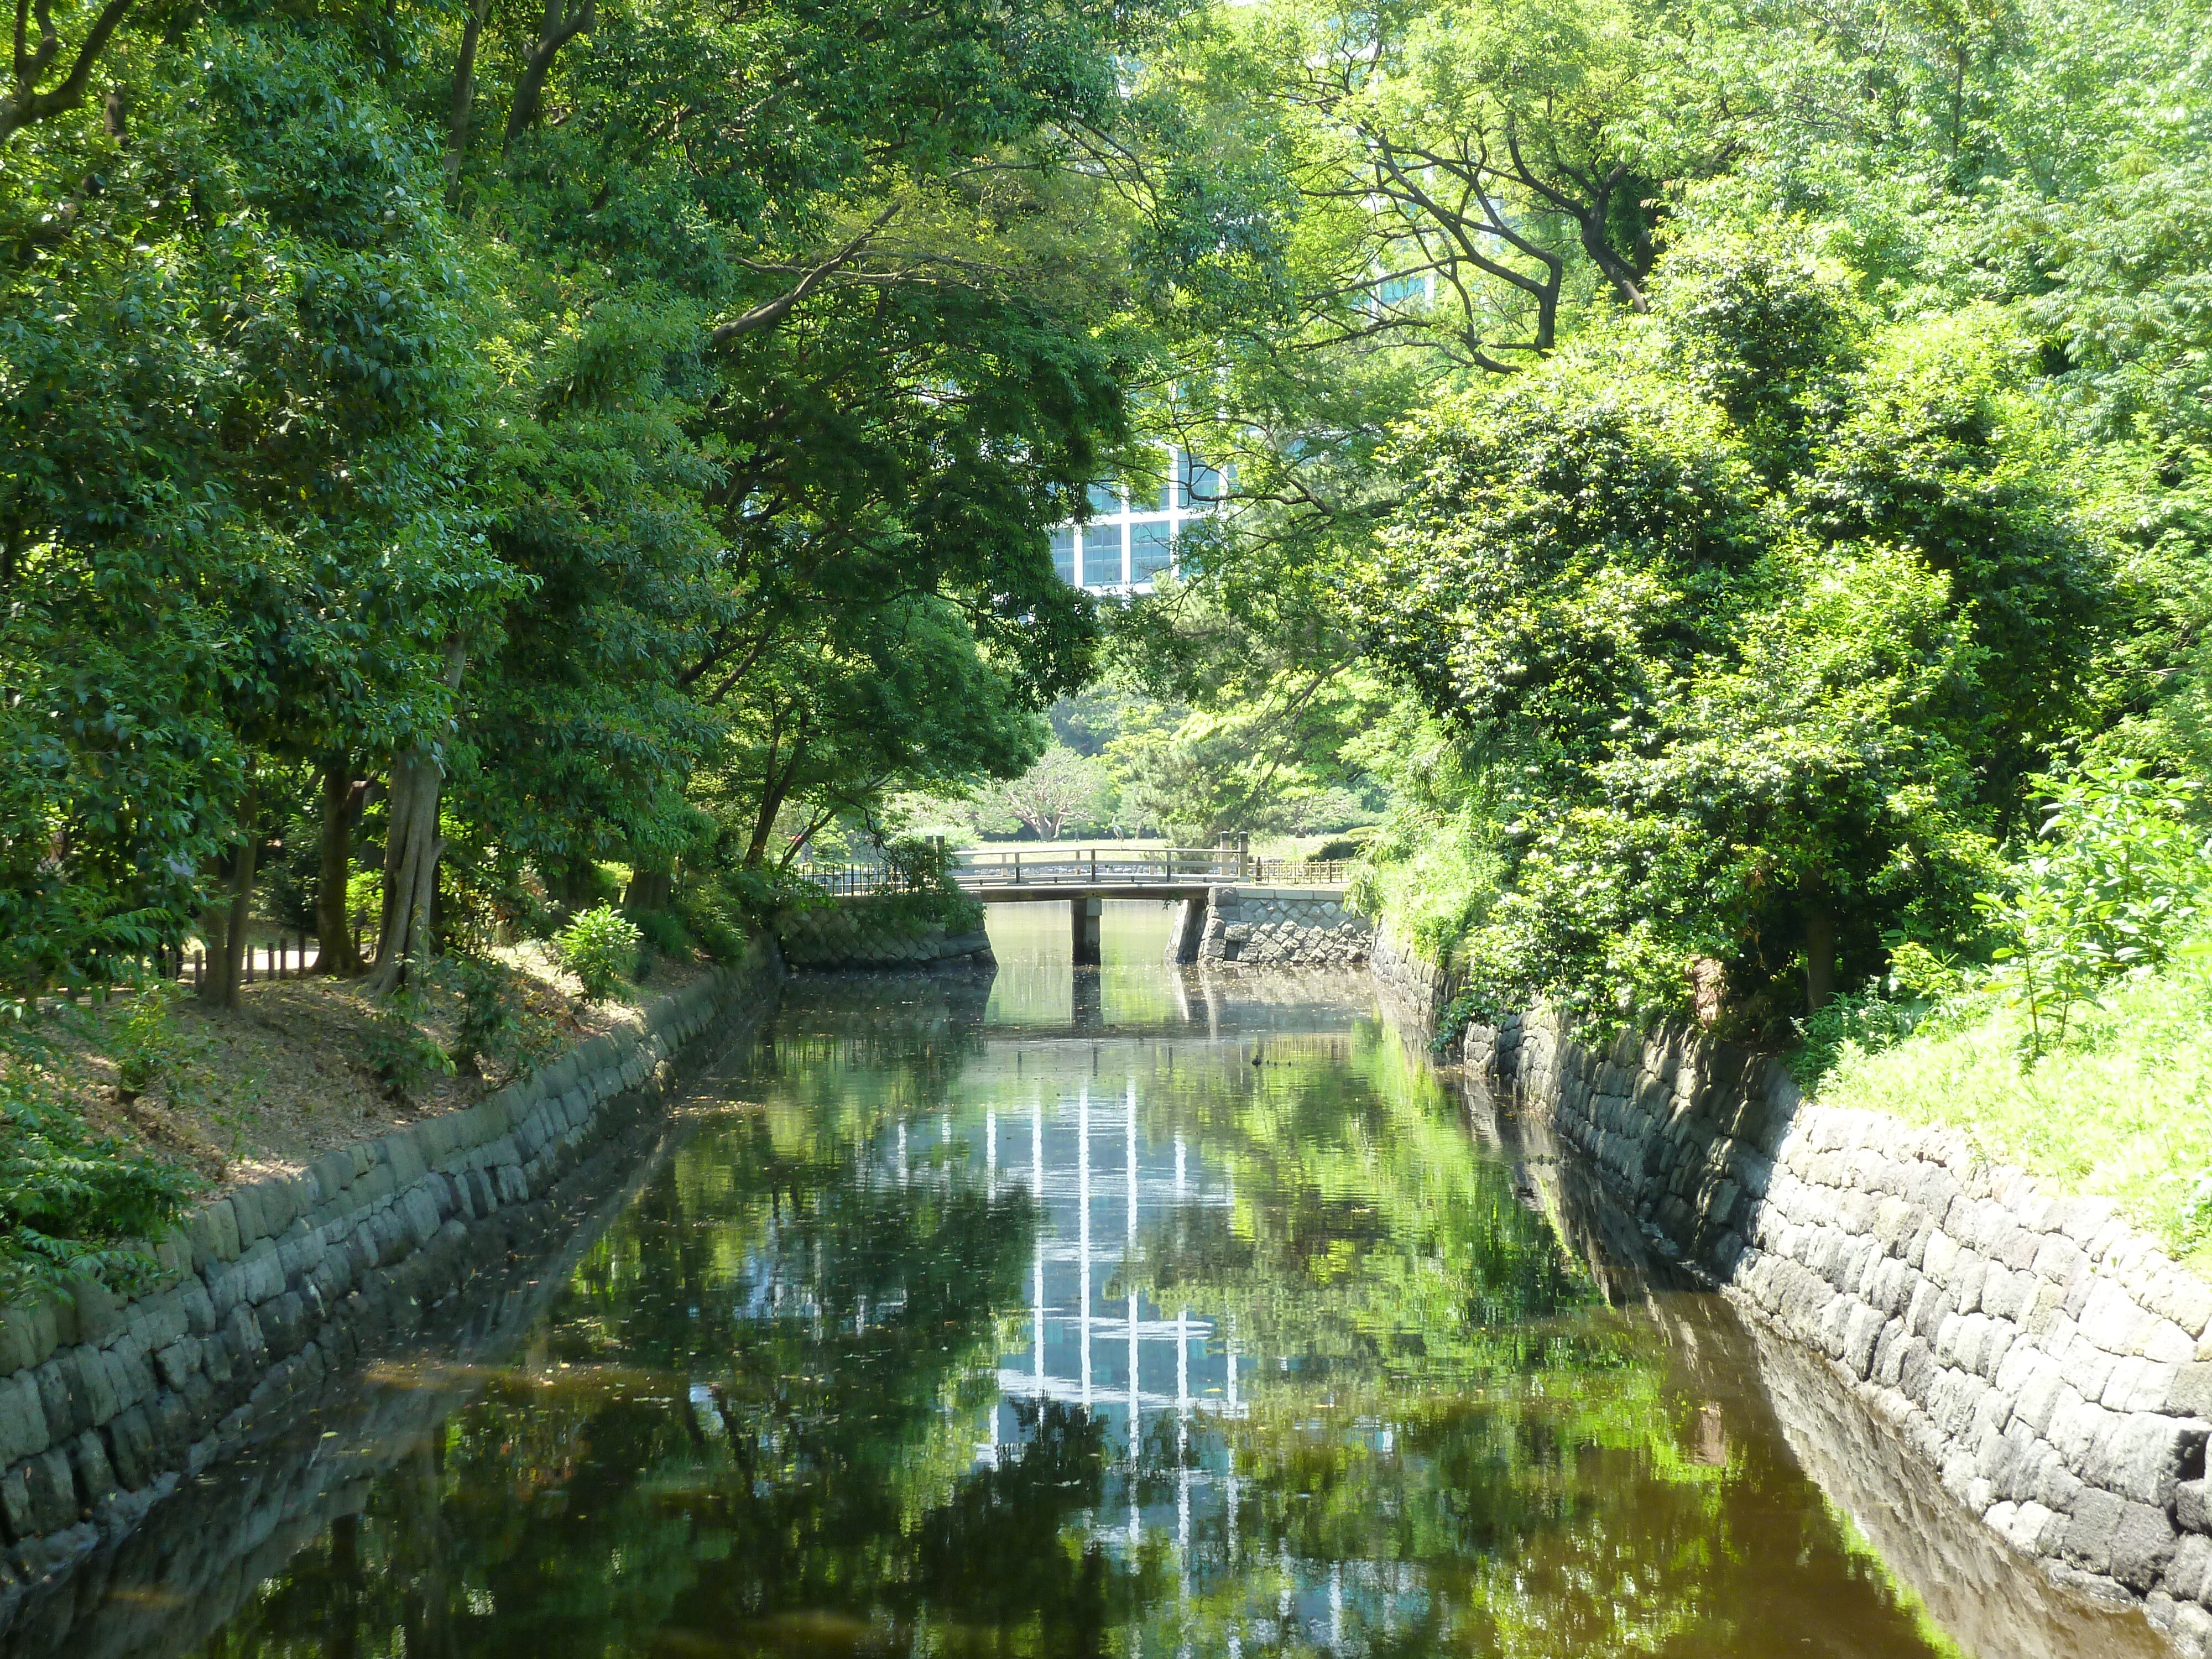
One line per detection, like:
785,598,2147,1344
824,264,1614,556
1092,0,2212,1032
2,0,1171,1005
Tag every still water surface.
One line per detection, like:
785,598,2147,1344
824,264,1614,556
28,904,2168,1658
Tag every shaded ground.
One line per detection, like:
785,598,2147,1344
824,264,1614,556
1,942,712,1188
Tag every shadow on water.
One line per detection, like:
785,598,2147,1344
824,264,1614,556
1,915,2173,1659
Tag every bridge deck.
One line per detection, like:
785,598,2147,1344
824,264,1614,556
961,881,1216,904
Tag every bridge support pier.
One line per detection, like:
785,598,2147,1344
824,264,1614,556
1164,891,1210,965
1071,895,1103,966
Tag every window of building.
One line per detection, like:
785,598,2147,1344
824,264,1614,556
1050,526,1077,585
1080,521,1124,586
1178,452,1222,508
1132,520,1172,583
1087,482,1120,516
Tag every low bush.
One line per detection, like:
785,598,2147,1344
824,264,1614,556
441,955,555,1082
112,982,196,1101
0,1041,198,1297
1786,942,1964,1089
630,906,693,961
362,989,455,1104
557,905,643,1004
674,883,753,962
1975,761,2208,1057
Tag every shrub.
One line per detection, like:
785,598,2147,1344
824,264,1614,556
880,836,958,892
0,1059,197,1297
1977,760,2210,1057
441,956,553,1082
630,906,693,959
675,884,753,963
557,905,642,1004
113,982,190,1100
362,990,455,1104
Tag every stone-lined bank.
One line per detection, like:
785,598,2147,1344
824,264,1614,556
1368,923,1459,1029
1163,885,1372,968
777,900,993,970
1468,1006,2212,1655
0,941,784,1619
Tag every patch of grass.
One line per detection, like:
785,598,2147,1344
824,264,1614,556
1816,948,2212,1268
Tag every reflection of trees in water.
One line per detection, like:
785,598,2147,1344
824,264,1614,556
192,1010,1967,1659
199,1123,1152,1659
1090,1020,1960,1659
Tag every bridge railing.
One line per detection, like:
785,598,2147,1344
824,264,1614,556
796,850,1353,896
955,846,1232,886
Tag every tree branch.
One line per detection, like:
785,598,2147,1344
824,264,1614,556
2,0,137,145
502,0,593,153
706,200,902,347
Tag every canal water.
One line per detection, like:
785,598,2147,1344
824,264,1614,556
14,903,2172,1659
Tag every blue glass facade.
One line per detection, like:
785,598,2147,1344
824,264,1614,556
1056,445,1225,596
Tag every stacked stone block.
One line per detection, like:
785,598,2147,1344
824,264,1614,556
1369,925,1462,1030
778,905,992,969
1196,886,1371,968
0,944,782,1624
1477,1007,2212,1653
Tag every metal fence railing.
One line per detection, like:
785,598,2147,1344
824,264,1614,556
796,849,1352,896
134,934,350,988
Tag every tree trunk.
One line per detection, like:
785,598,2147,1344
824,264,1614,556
1804,899,1838,1015
442,0,494,207
367,743,446,995
197,783,259,1011
502,0,594,153
368,645,466,994
624,867,674,910
314,754,364,976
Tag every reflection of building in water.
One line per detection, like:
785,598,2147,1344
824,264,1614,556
865,1073,1425,1655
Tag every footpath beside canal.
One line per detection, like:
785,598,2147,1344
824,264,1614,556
0,940,784,1620
1466,1002,2212,1655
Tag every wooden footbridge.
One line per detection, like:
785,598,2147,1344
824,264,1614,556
803,847,1350,964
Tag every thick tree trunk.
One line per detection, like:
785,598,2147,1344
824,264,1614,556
314,755,364,976
367,743,445,995
1804,899,1838,1015
623,867,674,910
197,784,259,1011
368,646,466,994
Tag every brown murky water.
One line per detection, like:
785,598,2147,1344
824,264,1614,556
6,902,2168,1659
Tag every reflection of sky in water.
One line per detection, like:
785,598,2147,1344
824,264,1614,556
982,899,1181,1027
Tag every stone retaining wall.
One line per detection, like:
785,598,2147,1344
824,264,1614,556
0,941,785,1626
1190,886,1371,968
1472,1006,2212,1654
778,901,993,969
1369,924,1460,1034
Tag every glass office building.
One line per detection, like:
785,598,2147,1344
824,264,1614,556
1053,447,1227,596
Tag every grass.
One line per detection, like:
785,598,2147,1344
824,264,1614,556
1815,950,2212,1272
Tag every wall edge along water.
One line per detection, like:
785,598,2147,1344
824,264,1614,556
1457,993,2212,1656
0,939,789,1631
